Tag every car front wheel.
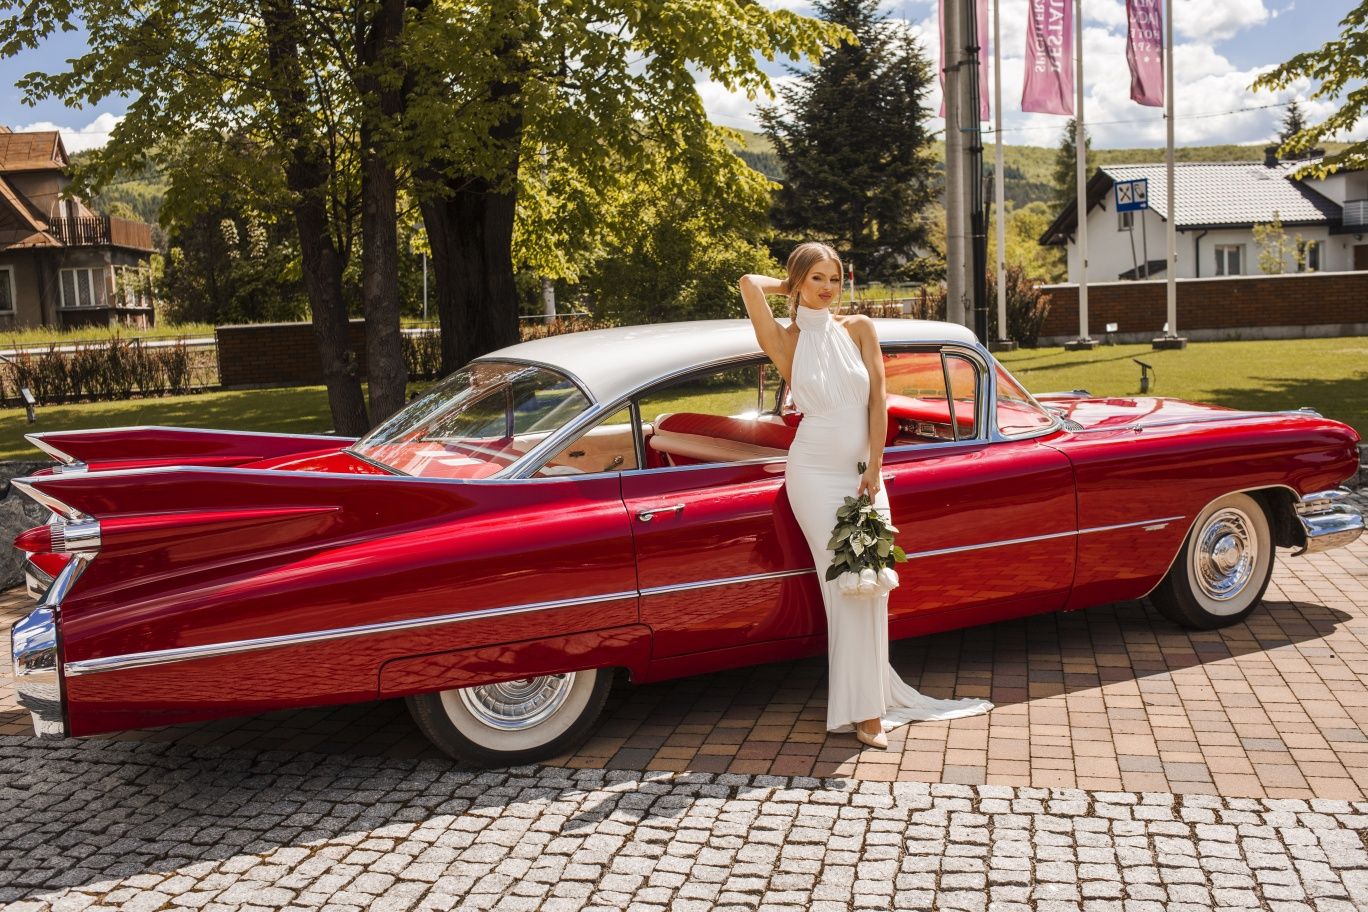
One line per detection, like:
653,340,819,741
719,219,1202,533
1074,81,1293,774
1149,491,1275,630
405,668,613,767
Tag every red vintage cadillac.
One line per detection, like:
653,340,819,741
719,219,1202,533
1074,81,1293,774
9,319,1364,765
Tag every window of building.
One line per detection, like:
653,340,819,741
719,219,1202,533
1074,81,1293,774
59,267,101,308
1298,239,1322,272
0,267,14,313
1118,210,1134,231
1214,244,1243,276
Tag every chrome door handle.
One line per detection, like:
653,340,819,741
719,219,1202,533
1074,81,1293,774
636,503,685,522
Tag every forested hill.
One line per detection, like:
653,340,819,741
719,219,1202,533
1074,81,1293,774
73,132,1347,230
729,127,1349,210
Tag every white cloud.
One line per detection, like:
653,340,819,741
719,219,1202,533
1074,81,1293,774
1173,0,1272,42
13,112,122,154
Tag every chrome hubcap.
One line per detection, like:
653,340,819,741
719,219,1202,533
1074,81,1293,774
1194,508,1256,602
458,673,575,731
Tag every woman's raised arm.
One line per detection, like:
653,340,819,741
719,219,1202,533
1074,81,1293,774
739,274,791,369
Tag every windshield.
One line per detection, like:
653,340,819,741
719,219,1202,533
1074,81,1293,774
351,360,592,478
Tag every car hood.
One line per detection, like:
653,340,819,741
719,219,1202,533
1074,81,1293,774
1035,395,1266,430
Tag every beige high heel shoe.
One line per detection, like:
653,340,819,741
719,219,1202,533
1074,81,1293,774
855,719,887,750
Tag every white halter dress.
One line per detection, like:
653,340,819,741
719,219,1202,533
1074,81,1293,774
783,303,995,733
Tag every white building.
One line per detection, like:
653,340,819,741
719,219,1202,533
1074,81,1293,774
1040,152,1368,283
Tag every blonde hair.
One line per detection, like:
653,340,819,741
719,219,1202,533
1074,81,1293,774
785,242,843,320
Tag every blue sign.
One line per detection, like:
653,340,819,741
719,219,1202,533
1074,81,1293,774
1115,178,1149,213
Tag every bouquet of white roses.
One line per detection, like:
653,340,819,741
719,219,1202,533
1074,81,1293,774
825,460,908,597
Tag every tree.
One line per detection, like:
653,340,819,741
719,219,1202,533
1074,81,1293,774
1,0,416,434
759,0,939,283
1278,99,1308,147
1053,118,1092,215
402,1,838,373
1252,3,1368,177
1252,212,1307,274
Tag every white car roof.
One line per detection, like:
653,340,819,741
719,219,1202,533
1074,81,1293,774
475,317,981,404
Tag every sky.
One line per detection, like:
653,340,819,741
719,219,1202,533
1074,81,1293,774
0,0,1362,152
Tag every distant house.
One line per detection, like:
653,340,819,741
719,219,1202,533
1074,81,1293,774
1040,149,1368,283
0,127,157,330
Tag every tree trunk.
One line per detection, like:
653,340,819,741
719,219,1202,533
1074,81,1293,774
259,0,369,437
357,0,408,424
418,179,520,373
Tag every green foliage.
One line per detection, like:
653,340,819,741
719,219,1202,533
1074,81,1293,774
1252,212,1308,275
1279,100,1309,147
760,0,938,283
1252,2,1368,178
986,263,1053,347
573,135,781,323
1053,119,1093,214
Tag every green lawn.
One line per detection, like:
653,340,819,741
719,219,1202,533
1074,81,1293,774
1,335,1362,462
996,336,1368,437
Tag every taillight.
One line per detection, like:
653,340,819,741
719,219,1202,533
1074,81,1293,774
14,519,101,554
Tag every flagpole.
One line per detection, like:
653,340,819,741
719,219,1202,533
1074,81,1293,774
1155,0,1186,349
991,0,1013,351
1068,0,1095,350
944,0,966,327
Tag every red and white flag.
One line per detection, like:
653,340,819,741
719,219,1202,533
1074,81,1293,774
1022,0,1073,115
938,0,990,121
1126,0,1164,107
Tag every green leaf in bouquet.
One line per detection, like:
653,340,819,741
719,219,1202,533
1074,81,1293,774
891,545,907,561
876,538,891,557
851,538,865,555
824,563,844,581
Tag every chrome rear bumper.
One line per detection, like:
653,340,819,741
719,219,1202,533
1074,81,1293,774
1292,487,1365,555
10,554,87,738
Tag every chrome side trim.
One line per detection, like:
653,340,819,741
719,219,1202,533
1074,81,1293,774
63,589,640,677
51,519,101,554
60,511,1192,678
1291,486,1364,556
640,567,814,597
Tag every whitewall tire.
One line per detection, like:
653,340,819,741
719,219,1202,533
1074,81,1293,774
406,668,613,767
1150,492,1275,630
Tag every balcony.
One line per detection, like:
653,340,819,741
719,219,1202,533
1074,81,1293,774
48,215,154,251
1344,199,1368,229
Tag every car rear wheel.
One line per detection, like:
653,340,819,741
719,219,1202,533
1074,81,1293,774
1150,492,1275,630
405,668,613,767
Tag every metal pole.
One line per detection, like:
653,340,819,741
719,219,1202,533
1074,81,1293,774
422,251,428,322
1164,0,1177,337
1074,0,1090,343
966,0,989,344
992,0,1008,345
944,0,966,326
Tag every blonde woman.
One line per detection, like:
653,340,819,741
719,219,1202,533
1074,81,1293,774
739,242,993,749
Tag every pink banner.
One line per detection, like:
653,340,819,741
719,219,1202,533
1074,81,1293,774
1022,0,1073,115
1126,0,1164,107
938,0,990,121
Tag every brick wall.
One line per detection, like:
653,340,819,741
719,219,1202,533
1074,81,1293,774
1039,271,1368,342
217,320,368,388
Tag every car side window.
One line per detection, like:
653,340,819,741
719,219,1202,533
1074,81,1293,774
993,363,1055,437
530,405,638,477
636,361,791,469
882,349,981,445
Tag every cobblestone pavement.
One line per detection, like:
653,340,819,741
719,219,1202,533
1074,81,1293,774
5,531,1367,798
6,736,1368,912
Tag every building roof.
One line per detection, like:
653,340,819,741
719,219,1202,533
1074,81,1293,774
0,130,69,172
474,317,979,404
1041,159,1342,246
